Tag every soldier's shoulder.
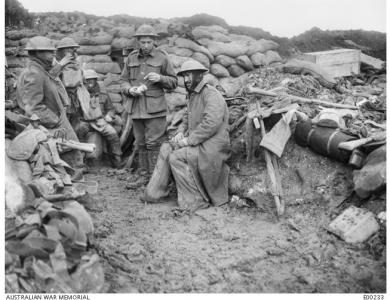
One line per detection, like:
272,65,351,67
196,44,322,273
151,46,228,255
155,48,169,57
129,49,140,57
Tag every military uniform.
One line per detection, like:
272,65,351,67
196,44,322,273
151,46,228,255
77,84,122,158
120,47,178,172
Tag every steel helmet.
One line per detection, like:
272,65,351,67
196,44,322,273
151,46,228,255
177,60,209,76
83,69,99,80
133,24,158,38
56,37,80,49
25,36,56,51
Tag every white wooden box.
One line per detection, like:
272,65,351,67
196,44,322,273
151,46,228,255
301,49,361,77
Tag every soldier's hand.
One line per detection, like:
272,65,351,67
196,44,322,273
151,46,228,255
145,72,161,83
104,114,113,123
53,128,67,139
59,53,73,67
177,137,189,148
172,132,184,144
128,87,142,96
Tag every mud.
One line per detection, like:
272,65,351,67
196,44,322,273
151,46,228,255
87,142,386,293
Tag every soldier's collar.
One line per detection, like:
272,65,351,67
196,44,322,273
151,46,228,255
138,48,156,58
194,79,207,94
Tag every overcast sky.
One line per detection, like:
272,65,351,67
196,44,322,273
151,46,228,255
17,0,387,37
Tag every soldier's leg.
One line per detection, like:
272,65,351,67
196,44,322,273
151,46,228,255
145,117,167,174
99,123,122,168
126,119,149,189
169,148,209,213
132,119,148,174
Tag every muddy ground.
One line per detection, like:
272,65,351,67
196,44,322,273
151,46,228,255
85,141,386,293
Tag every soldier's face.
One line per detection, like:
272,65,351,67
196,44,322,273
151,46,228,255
138,37,155,55
86,78,97,91
35,50,55,65
183,72,194,90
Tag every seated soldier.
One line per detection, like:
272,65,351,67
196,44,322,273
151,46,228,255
78,69,122,168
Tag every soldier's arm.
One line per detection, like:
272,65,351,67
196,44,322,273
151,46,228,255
158,55,178,90
177,107,189,135
21,71,60,128
103,92,116,117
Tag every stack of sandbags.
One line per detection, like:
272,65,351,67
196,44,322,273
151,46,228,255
109,25,137,51
71,31,121,77
101,73,125,134
5,29,39,76
191,25,282,78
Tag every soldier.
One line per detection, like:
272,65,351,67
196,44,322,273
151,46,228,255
16,36,84,177
143,60,231,213
54,37,84,134
78,69,122,168
120,24,178,188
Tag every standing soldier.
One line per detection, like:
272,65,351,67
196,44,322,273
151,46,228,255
54,37,84,135
120,24,178,188
16,36,84,176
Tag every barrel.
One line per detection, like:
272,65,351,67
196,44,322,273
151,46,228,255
294,120,355,162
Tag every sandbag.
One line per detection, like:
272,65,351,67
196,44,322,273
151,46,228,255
84,62,121,74
6,56,28,68
163,46,193,57
191,52,210,69
192,25,231,42
353,145,386,199
215,55,236,67
77,45,111,56
5,39,20,47
210,64,230,78
168,54,190,68
166,92,187,111
103,73,121,86
236,55,254,71
5,139,33,184
203,73,219,87
111,37,136,50
6,29,38,40
265,50,282,65
154,21,170,36
219,74,249,97
283,59,337,89
228,64,246,77
250,52,267,66
206,40,248,58
174,38,213,61
246,39,279,56
75,32,113,46
230,34,256,43
105,84,121,93
108,93,122,103
112,26,136,39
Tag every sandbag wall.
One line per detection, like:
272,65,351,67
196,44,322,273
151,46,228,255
5,22,284,133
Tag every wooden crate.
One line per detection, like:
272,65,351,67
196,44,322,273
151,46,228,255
301,49,361,77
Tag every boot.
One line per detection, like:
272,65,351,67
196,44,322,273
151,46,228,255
126,150,149,189
111,154,122,169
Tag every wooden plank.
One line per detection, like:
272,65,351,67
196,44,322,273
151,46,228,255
360,53,385,69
